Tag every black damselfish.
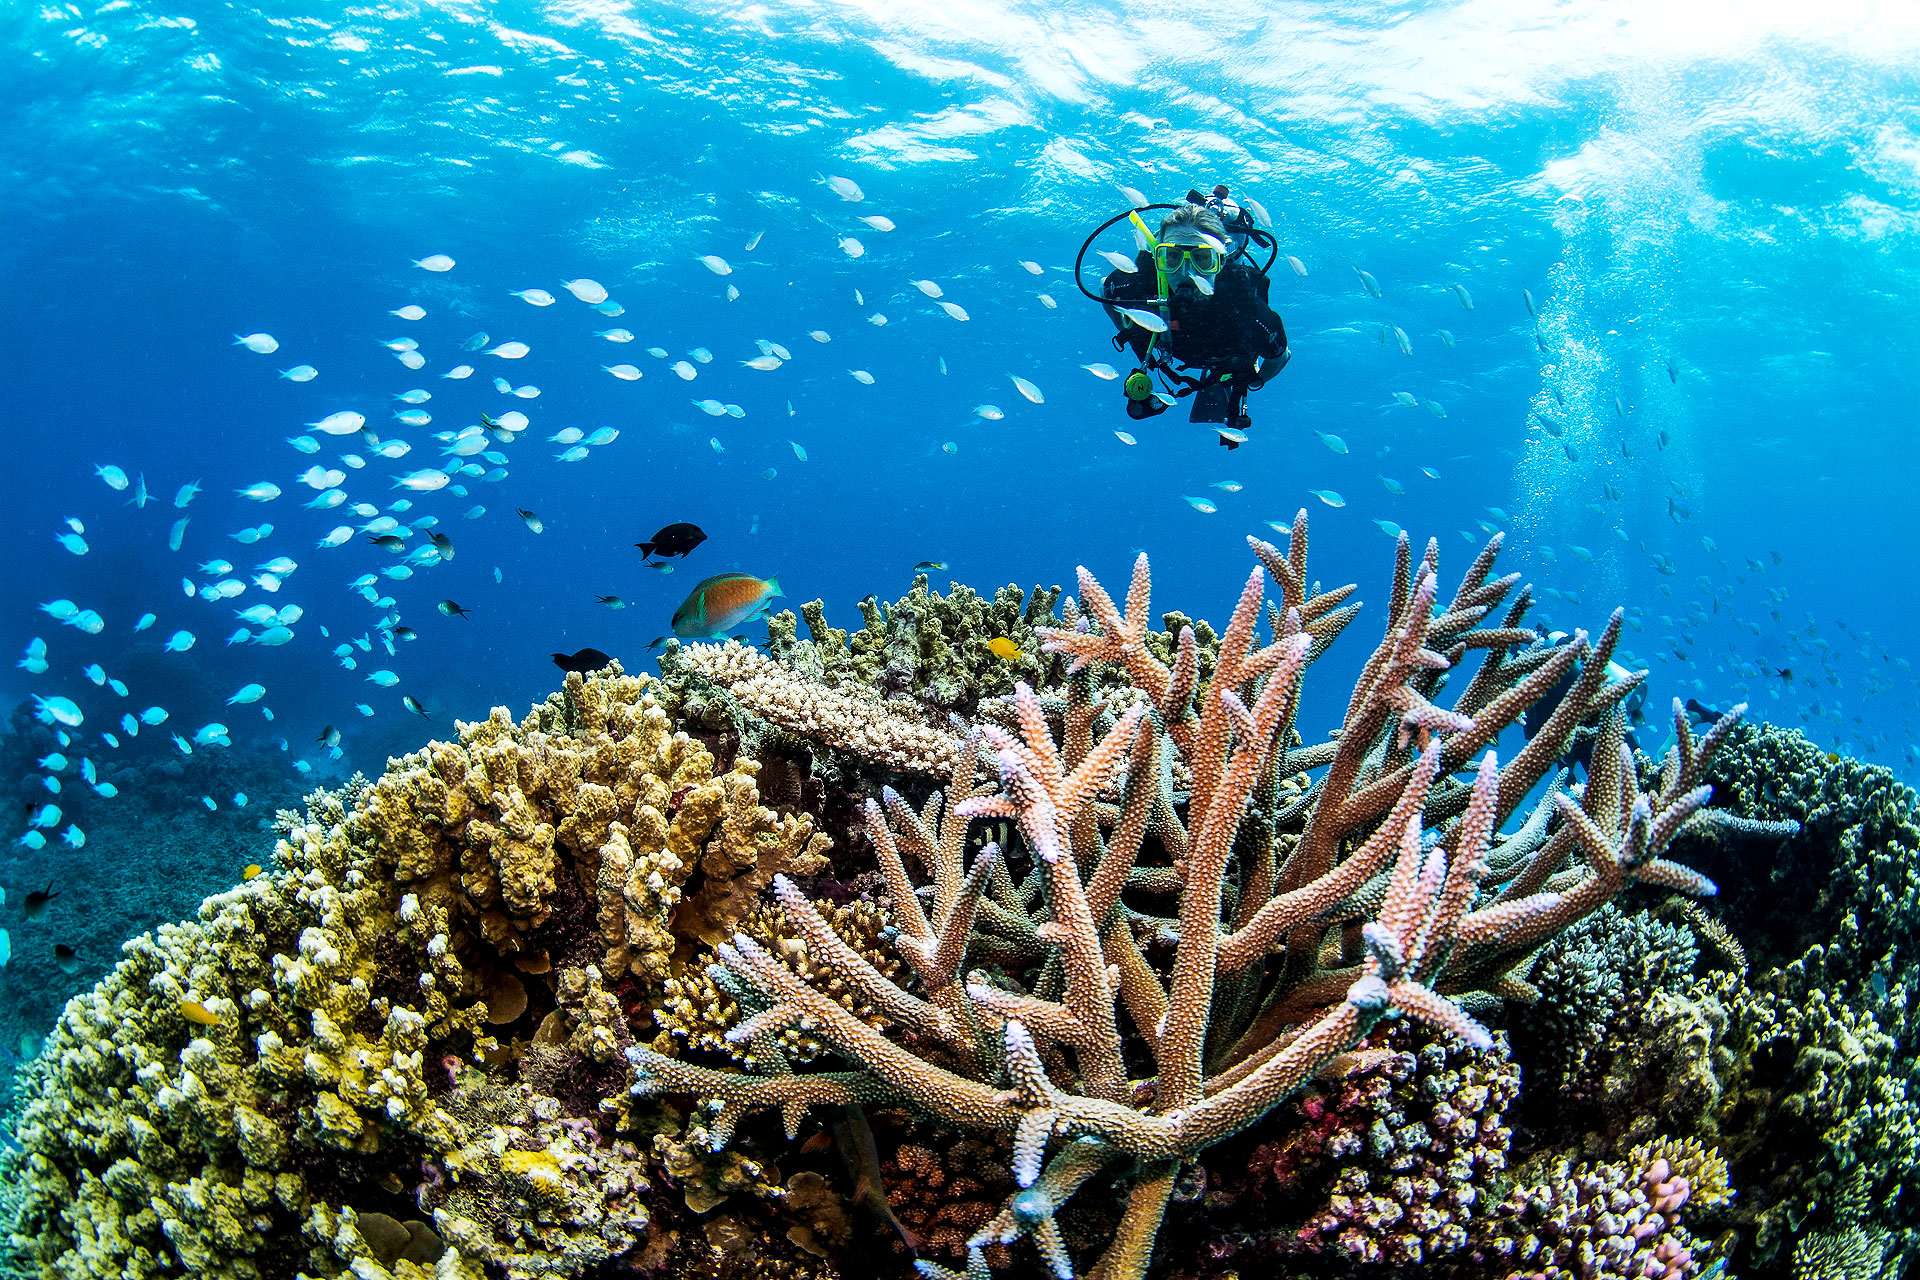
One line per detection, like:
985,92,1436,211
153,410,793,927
552,647,614,674
635,522,706,560
23,881,56,922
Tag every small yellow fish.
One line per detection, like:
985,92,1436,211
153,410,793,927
179,1000,219,1026
242,864,262,880
986,637,1023,661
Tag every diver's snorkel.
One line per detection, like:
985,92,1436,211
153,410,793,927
1073,190,1277,309
1127,211,1169,306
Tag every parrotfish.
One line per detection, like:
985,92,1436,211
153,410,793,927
672,573,784,640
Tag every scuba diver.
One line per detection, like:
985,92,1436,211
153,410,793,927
1083,185,1290,449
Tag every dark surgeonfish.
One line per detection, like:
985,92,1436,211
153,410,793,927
831,1104,921,1251
552,648,614,674
635,522,706,560
1520,634,1648,772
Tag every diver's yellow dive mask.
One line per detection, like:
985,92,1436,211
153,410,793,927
1152,243,1223,275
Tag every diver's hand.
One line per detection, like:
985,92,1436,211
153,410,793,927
1251,347,1292,389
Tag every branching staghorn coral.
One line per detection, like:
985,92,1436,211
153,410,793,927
631,518,1740,1280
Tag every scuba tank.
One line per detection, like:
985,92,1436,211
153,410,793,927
1187,184,1258,257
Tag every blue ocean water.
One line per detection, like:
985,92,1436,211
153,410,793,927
2,2,1917,1048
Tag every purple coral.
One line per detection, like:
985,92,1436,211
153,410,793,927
1477,1154,1705,1280
1242,1024,1521,1267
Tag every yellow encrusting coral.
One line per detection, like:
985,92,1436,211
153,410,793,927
0,668,845,1279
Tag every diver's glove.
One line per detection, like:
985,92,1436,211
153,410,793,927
1250,347,1293,389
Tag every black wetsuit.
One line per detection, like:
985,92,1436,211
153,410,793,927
1102,253,1288,385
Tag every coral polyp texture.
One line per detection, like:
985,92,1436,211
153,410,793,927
18,514,1908,1280
0,670,845,1279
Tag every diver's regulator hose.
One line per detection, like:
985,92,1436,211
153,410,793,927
1072,201,1279,308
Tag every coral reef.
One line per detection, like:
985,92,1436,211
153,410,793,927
765,576,1067,715
10,517,1910,1280
877,1122,1018,1268
1687,722,1920,978
1234,1022,1523,1268
665,639,964,778
1471,1149,1709,1280
1516,904,1702,1113
1707,952,1919,1267
1658,725,1920,1266
632,522,1736,1280
0,668,855,1279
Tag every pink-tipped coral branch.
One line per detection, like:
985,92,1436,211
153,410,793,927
631,515,1729,1280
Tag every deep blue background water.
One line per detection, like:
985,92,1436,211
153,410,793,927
3,0,1918,928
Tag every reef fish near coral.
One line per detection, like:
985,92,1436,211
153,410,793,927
551,647,614,674
672,573,782,639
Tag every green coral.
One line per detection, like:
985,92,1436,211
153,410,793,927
765,575,1062,713
1691,723,1920,1260
1518,904,1703,1114
1496,721,1920,1276
1793,1226,1901,1280
1792,1169,1905,1280
1708,951,1920,1267
1693,721,1920,976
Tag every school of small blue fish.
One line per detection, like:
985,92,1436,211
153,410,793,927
17,179,1920,857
